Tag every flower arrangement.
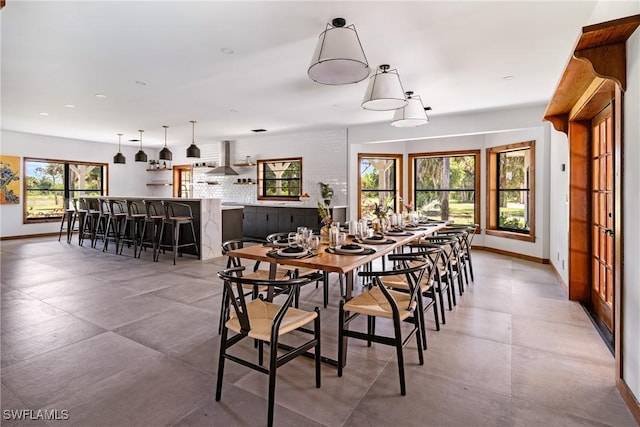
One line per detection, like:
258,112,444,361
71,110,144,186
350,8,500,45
319,182,334,205
372,202,389,220
317,202,333,226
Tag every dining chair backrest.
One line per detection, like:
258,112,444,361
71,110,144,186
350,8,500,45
357,260,428,314
221,238,267,270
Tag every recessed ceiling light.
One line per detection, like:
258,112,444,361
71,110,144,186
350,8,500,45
39,112,49,116
95,94,107,98
64,104,75,108
135,80,147,86
332,104,341,108
502,76,515,81
251,129,267,133
220,48,234,55
229,109,239,113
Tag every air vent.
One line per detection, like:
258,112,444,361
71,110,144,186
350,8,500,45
251,128,267,133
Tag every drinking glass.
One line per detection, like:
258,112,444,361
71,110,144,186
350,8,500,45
288,232,299,247
310,236,321,254
329,226,339,249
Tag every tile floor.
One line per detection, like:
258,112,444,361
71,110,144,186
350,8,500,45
1,237,637,426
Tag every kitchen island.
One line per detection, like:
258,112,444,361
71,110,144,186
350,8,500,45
86,197,240,260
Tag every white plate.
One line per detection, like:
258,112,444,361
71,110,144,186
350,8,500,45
335,245,365,254
277,248,308,257
362,237,388,244
271,240,289,247
385,230,406,235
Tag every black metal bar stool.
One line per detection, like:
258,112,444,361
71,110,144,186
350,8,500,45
118,200,147,257
137,200,165,260
156,201,199,264
102,199,127,252
78,198,101,247
57,198,76,244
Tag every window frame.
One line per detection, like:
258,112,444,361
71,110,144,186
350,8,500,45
256,157,303,201
486,140,535,242
23,157,108,224
357,153,403,219
408,150,481,226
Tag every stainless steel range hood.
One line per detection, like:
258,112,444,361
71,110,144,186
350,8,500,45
207,140,239,175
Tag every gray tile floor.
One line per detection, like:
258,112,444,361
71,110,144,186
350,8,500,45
1,237,637,426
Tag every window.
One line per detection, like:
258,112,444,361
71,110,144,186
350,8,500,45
409,151,480,225
358,154,402,219
257,157,302,201
486,141,535,241
24,158,107,223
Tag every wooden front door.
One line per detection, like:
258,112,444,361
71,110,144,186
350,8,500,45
591,104,614,332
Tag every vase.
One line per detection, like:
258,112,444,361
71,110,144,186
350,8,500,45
372,217,389,234
320,225,330,243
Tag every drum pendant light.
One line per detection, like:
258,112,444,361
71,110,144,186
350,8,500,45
391,91,430,127
308,17,370,85
134,129,148,162
159,125,172,161
113,133,126,164
362,64,407,111
186,120,201,158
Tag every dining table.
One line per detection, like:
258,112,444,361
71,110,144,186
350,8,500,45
226,222,446,366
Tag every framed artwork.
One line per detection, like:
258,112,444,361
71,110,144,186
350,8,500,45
0,155,21,204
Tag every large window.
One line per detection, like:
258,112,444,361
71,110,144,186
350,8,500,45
358,154,402,219
24,158,107,223
257,157,302,201
409,151,480,225
486,141,535,241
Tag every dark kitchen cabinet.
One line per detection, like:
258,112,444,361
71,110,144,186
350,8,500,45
242,205,346,239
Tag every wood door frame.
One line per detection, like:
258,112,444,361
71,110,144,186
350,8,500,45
543,16,639,416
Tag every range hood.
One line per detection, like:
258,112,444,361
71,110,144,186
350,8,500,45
207,141,239,175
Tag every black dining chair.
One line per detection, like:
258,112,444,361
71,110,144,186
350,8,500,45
338,260,428,396
216,267,322,427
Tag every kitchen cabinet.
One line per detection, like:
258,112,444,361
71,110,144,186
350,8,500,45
242,205,346,239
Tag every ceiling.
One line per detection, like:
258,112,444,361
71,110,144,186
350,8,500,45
1,1,598,148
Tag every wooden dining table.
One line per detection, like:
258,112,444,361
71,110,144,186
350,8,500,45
226,222,445,366
227,223,445,300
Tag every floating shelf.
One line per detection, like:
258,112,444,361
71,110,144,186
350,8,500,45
146,183,172,186
233,182,256,185
146,168,172,172
233,162,256,167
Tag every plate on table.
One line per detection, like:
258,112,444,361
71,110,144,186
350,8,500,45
277,247,308,257
403,224,423,231
385,229,409,236
335,244,365,254
361,236,390,244
270,239,290,247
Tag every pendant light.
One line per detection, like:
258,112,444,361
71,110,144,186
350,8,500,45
186,120,201,158
308,17,370,85
113,133,126,164
362,64,407,111
134,129,148,162
159,125,173,161
391,91,430,127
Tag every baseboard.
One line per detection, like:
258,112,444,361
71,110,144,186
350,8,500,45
550,263,568,292
617,377,640,425
0,232,58,241
472,245,549,264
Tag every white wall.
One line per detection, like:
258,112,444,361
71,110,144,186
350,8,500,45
0,130,152,238
548,128,570,285
188,129,348,208
623,24,640,404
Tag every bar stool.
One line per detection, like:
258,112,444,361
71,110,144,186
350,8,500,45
118,200,147,257
156,201,199,264
102,199,127,252
78,198,101,247
57,198,76,244
137,200,165,260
